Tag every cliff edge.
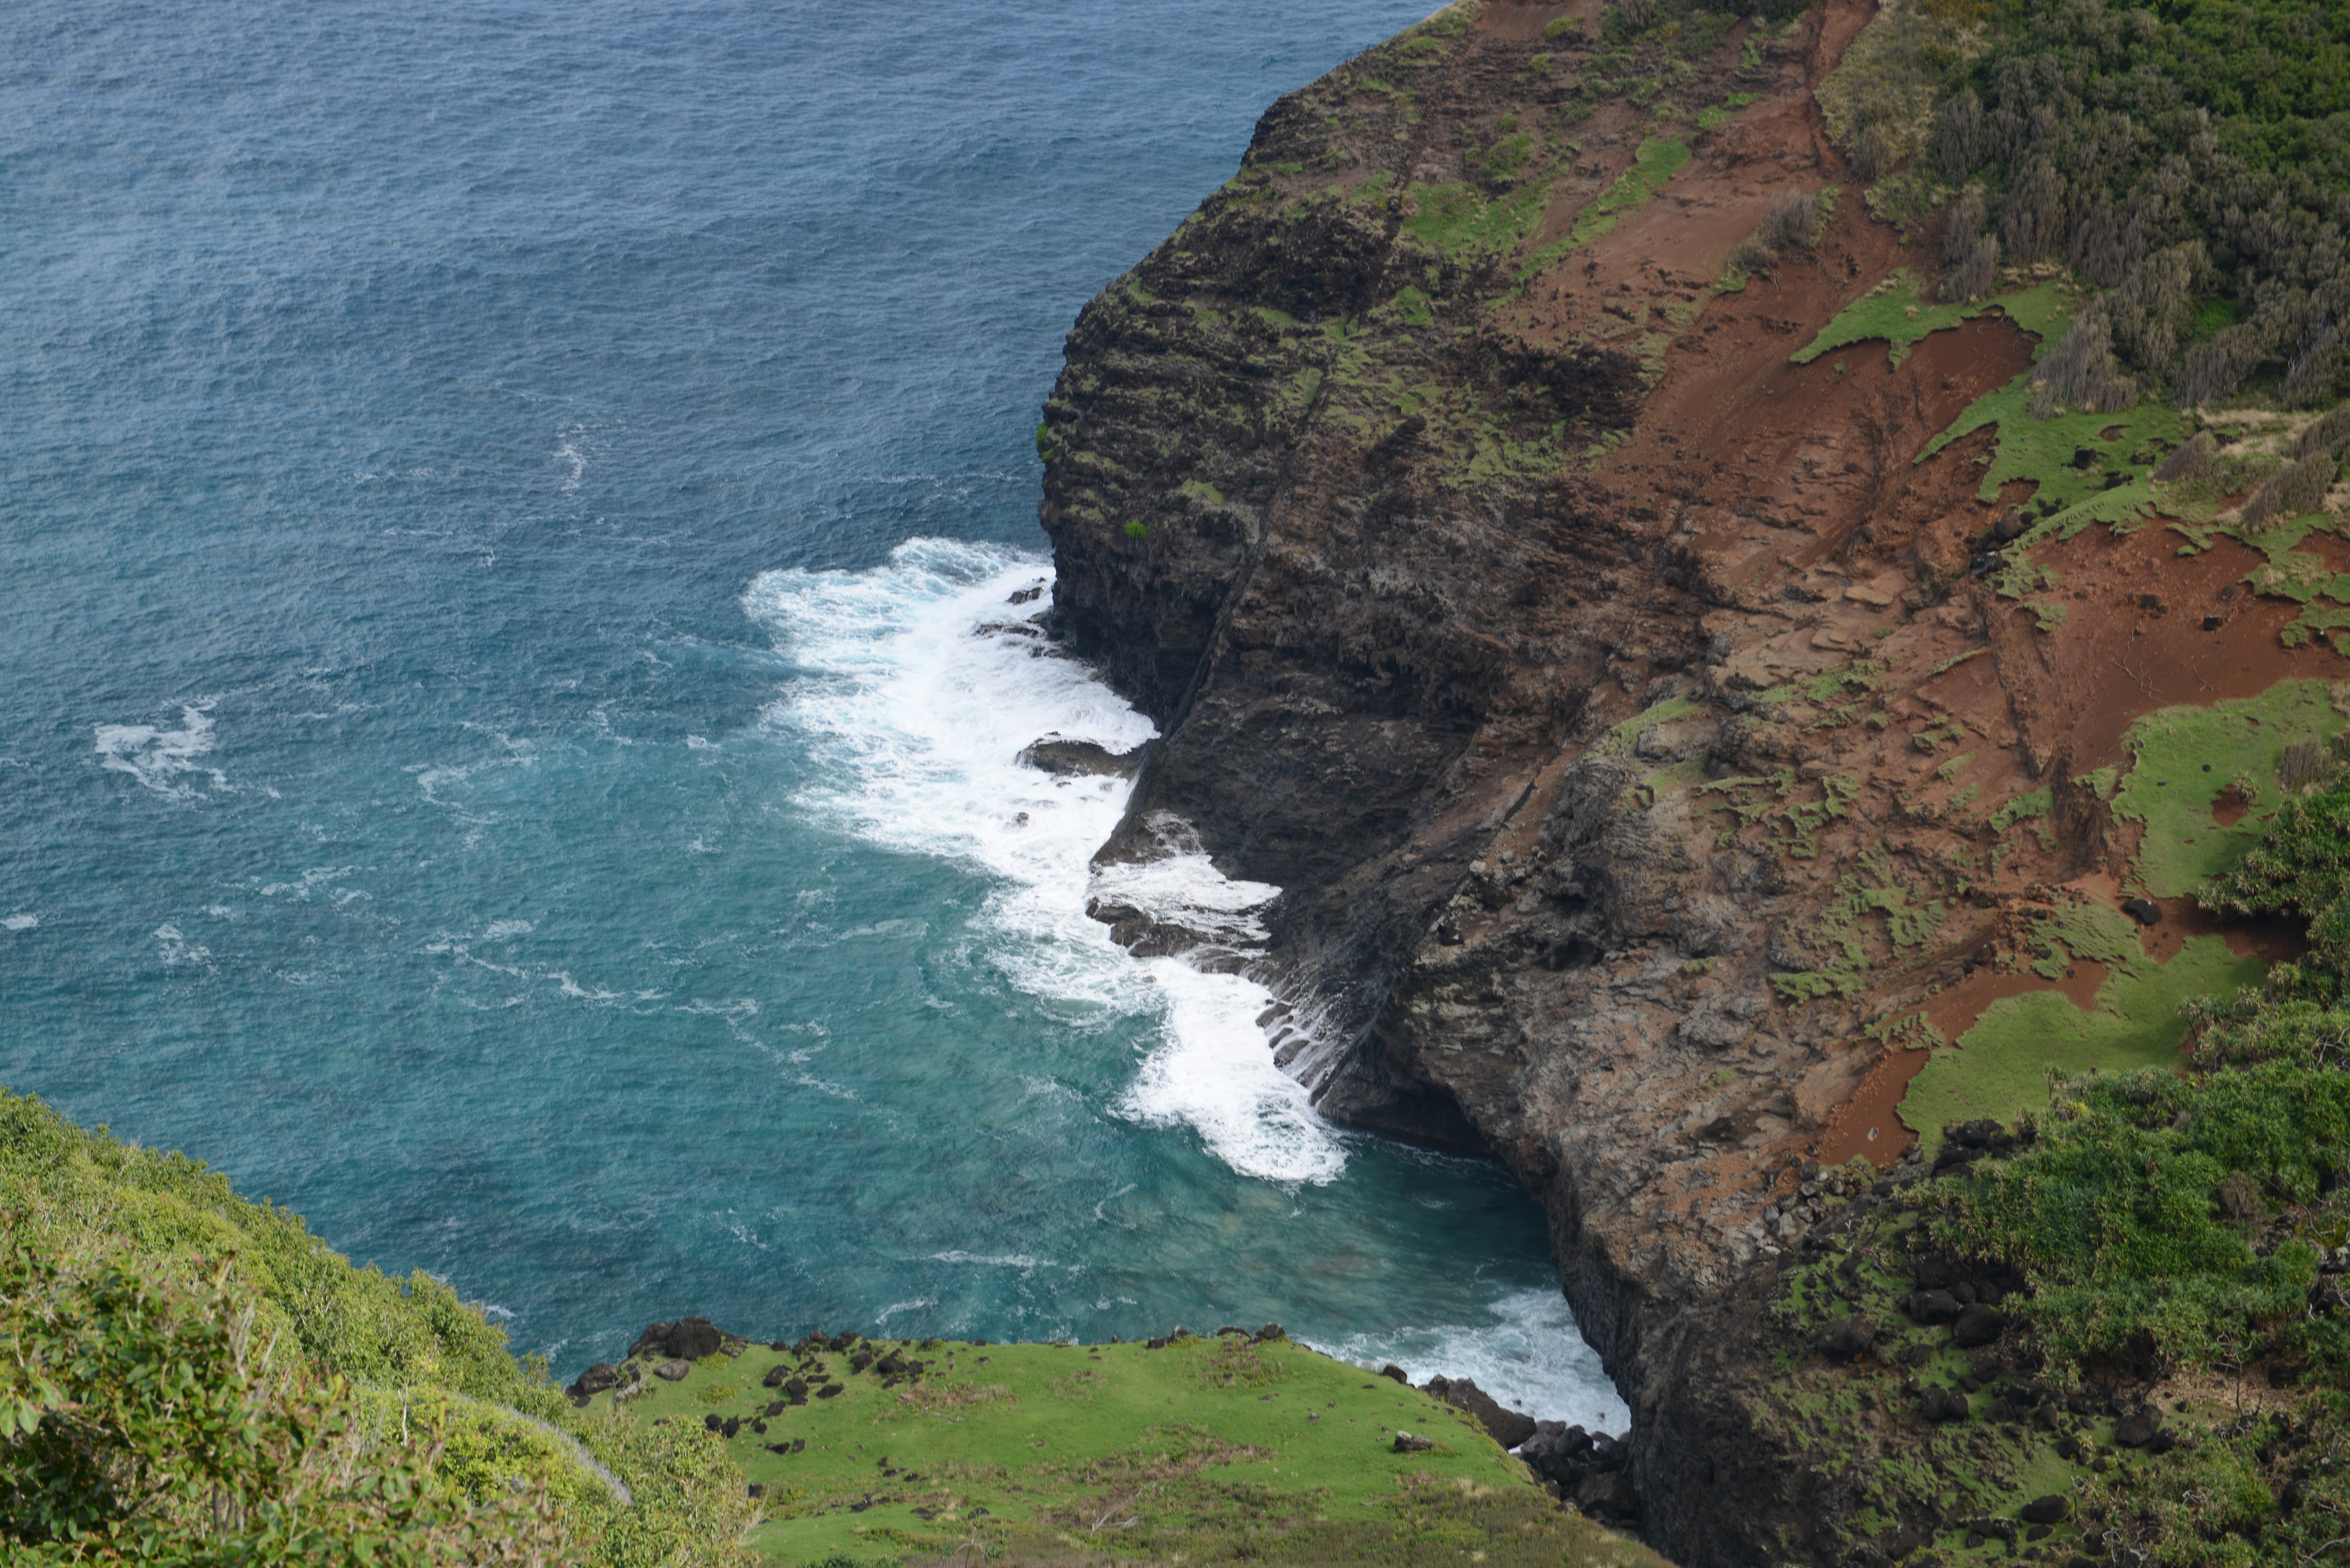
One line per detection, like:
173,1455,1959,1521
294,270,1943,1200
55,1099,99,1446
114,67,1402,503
1038,0,2350,1562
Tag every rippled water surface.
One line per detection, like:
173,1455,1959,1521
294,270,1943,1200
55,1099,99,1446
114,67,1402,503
1,0,1626,1427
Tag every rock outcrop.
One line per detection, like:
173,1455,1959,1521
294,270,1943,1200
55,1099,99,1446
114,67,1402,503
1033,1,2346,1562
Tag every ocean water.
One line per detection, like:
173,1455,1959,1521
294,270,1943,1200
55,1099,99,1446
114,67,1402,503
0,0,1627,1429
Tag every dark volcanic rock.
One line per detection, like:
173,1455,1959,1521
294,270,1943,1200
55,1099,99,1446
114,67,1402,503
1029,3,2085,1564
1576,1470,1643,1525
1421,1375,1537,1450
1814,1315,1877,1361
2113,1410,2164,1449
654,1360,692,1382
566,1362,621,1402
1949,1304,2007,1348
631,1316,723,1361
1903,1290,1962,1325
1393,1431,1434,1453
1018,734,1145,777
2020,1495,2072,1525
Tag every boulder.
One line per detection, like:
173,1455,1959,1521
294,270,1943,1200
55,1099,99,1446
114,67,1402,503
763,1364,791,1388
2121,897,2162,926
1378,1363,1409,1384
2113,1410,2163,1449
1393,1431,1434,1453
721,1416,741,1439
655,1360,693,1382
1814,1315,1878,1361
1920,1386,1969,1423
1904,1290,1961,1325
1575,1469,1643,1525
1016,735,1143,778
2020,1495,2072,1526
1420,1375,1538,1451
565,1362,621,1401
1950,1304,2008,1348
816,1382,845,1399
631,1316,724,1361
1911,1255,1955,1291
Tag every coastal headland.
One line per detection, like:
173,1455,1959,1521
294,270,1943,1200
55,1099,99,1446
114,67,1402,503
1035,0,2350,1562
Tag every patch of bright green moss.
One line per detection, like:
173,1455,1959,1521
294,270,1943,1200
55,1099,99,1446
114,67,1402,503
1518,137,1690,279
1900,935,2267,1149
2111,680,2345,897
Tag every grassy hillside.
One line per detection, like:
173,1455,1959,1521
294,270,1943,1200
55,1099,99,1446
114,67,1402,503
590,1330,1654,1567
0,1087,759,1565
0,1087,1662,1567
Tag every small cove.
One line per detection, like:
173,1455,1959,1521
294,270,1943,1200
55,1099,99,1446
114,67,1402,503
0,0,1626,1433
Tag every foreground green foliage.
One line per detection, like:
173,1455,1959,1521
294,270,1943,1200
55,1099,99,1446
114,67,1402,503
0,1088,759,1565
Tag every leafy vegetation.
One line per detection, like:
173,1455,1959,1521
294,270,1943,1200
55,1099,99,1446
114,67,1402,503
0,1088,759,1565
1840,0,2350,407
1901,934,2267,1149
2110,680,2345,897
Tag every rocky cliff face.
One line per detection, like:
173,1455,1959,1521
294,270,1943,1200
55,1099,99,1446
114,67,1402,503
1036,2,2339,1563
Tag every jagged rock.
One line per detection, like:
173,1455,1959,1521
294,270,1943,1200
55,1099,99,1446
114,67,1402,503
1575,1470,1643,1525
1420,1374,1537,1450
630,1316,724,1361
1017,734,1143,777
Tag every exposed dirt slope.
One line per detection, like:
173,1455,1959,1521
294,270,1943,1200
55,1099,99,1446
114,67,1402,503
1035,2,2342,1563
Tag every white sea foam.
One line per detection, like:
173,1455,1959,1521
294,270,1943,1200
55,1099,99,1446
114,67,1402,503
1325,1286,1632,1434
95,704,227,798
4,914,37,933
744,537,1345,1185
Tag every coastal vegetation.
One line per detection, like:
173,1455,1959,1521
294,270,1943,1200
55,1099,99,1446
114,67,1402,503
0,1088,1656,1566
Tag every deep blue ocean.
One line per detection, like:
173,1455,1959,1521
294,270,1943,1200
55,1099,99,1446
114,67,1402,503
0,0,1624,1427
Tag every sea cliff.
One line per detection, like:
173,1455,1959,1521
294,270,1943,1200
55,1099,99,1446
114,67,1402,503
1039,0,2350,1562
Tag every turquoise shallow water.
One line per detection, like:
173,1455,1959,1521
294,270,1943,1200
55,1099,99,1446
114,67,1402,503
0,0,1626,1428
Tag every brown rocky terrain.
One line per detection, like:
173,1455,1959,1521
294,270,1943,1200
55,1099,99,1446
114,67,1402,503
1030,1,2344,1563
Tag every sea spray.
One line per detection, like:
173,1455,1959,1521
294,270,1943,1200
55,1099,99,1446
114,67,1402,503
745,537,1345,1184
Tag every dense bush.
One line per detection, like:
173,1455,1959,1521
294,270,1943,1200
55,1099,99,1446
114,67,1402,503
1846,0,2350,405
1730,190,1826,275
0,1089,759,1566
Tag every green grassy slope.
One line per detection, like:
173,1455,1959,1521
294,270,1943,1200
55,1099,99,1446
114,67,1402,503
0,1086,761,1564
0,1085,1658,1568
592,1333,1612,1566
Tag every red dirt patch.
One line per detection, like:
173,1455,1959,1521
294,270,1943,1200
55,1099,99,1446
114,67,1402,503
1815,1046,1927,1170
1985,520,2347,778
